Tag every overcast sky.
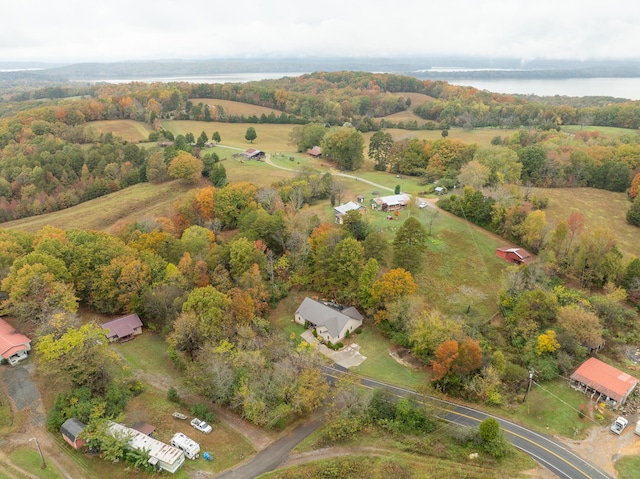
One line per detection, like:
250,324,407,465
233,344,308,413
2,0,639,63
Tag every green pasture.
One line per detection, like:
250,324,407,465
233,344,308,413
532,187,640,258
562,125,640,137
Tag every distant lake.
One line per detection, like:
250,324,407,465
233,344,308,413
444,77,640,100
87,72,309,85
90,72,640,100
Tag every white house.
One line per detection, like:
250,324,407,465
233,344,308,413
334,201,366,224
107,421,185,474
295,297,363,344
372,193,410,211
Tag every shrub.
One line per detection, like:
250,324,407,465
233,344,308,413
191,403,215,423
355,327,363,334
336,342,344,350
167,387,181,404
345,330,351,339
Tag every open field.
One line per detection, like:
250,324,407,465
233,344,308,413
0,180,192,234
562,125,640,137
388,91,436,104
193,98,289,118
381,109,428,123
162,120,297,153
532,187,640,258
88,120,155,143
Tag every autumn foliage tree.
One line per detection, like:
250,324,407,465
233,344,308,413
431,338,483,387
168,152,203,183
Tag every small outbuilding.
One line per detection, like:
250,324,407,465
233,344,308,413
101,314,143,343
307,146,322,158
569,357,639,408
132,421,156,436
242,148,265,159
61,418,87,450
496,247,531,265
0,318,31,366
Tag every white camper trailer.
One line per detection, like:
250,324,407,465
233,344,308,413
635,419,640,437
170,432,200,460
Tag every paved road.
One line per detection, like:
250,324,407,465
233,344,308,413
325,365,611,479
214,415,323,479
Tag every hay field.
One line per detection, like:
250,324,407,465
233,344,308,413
1,181,192,234
161,120,297,153
388,91,436,104
192,98,288,117
88,120,155,143
532,187,639,258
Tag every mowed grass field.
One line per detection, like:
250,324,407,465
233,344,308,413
192,98,290,118
1,180,193,233
532,187,640,258
89,119,155,142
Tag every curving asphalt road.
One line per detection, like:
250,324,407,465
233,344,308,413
324,365,612,479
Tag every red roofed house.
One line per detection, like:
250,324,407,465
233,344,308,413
569,357,639,408
242,148,265,159
496,247,531,265
0,318,31,366
101,314,143,343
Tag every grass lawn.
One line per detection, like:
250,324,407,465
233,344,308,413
532,187,640,258
112,333,179,379
350,327,429,391
500,379,603,439
562,125,637,137
9,447,65,479
615,455,640,479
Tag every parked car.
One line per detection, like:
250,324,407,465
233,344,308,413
610,416,628,435
418,201,428,208
190,418,212,434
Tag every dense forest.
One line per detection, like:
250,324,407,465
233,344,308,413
1,72,640,472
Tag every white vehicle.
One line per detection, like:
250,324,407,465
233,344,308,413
190,418,212,434
418,201,428,208
635,419,640,437
170,432,200,459
610,416,628,435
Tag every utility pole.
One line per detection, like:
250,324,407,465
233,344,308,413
523,369,534,403
30,437,46,469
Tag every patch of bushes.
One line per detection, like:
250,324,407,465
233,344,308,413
190,403,215,423
167,387,181,404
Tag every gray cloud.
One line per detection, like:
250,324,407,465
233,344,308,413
1,0,639,62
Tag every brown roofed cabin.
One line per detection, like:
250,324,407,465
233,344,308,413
102,314,143,343
307,146,321,158
496,247,531,265
61,418,87,450
569,357,639,408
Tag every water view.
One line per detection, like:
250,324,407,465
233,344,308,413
89,72,640,100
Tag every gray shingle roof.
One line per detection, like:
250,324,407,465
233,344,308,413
296,297,361,339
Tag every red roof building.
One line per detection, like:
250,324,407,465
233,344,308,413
101,314,143,343
496,247,531,265
0,318,31,366
307,146,321,158
569,357,639,408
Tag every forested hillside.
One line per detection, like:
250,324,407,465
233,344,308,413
1,72,640,475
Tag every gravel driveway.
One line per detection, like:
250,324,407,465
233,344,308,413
1,362,45,426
